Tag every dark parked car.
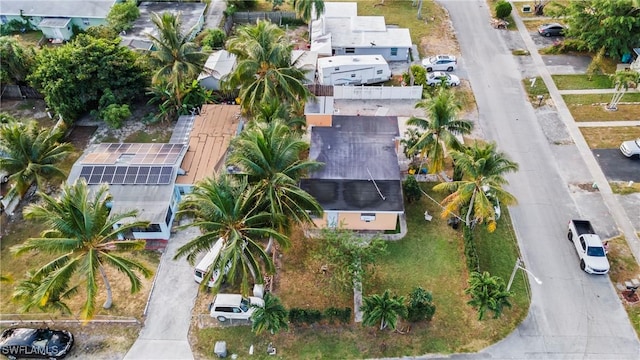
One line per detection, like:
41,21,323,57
0,328,73,359
538,23,565,37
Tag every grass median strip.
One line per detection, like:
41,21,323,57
552,75,613,90
580,127,640,149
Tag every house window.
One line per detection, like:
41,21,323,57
376,70,383,75
165,207,173,226
390,48,398,56
345,48,355,54
132,224,162,233
360,213,376,222
334,67,340,71
82,18,90,25
351,74,356,77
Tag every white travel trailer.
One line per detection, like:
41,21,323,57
316,55,391,85
194,238,229,287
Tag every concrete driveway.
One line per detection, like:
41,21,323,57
593,149,640,182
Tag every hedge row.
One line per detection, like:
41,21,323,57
288,307,352,325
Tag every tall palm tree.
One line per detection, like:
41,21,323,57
174,175,289,295
433,142,518,232
251,292,289,335
407,87,473,175
0,120,73,197
293,0,325,22
361,289,408,331
147,12,209,86
227,120,323,239
224,20,311,115
11,180,153,321
465,271,512,320
253,99,307,134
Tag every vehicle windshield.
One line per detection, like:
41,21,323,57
587,246,605,257
428,56,437,63
240,298,250,312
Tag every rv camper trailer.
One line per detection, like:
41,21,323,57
316,55,391,85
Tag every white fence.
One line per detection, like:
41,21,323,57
333,85,423,100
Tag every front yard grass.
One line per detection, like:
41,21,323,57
191,183,529,359
563,94,640,121
606,235,640,338
552,74,613,90
580,126,640,149
522,77,549,104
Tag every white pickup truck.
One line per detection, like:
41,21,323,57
567,220,610,275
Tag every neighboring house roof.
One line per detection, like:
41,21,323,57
0,0,117,19
319,2,357,19
300,115,403,213
119,1,207,50
67,142,189,224
198,50,237,82
323,17,412,49
175,104,242,185
292,50,318,84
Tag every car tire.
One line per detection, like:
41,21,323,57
426,67,433,72
1,175,7,183
217,316,228,322
446,67,454,72
580,259,586,271
568,231,573,242
545,33,551,37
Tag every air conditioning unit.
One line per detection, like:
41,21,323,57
360,214,376,222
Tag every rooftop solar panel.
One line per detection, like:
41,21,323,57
80,165,175,185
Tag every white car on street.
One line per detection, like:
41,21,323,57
620,138,640,158
426,72,460,87
421,55,457,72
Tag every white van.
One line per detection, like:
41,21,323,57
194,238,228,287
209,293,264,322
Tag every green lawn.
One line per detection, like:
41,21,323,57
552,75,613,90
563,93,640,105
192,183,529,359
522,77,550,104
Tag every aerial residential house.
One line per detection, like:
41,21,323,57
0,0,120,41
66,104,242,246
300,114,405,231
120,1,206,50
198,50,237,91
310,2,412,62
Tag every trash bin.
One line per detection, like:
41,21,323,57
214,341,227,358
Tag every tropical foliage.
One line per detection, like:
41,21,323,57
293,0,326,22
361,290,408,331
433,141,518,232
11,180,153,321
407,87,473,175
607,69,640,110
174,175,288,295
224,20,311,115
465,271,512,320
406,286,436,323
106,0,140,33
251,292,289,335
28,34,149,123
0,120,73,197
547,0,640,59
0,36,36,85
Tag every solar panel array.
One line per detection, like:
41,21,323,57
79,166,174,185
82,143,185,165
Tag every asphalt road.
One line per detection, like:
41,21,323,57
593,149,640,182
438,1,640,359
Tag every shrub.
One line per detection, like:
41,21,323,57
495,1,512,19
200,28,226,49
288,308,323,324
463,226,479,272
402,64,427,87
402,175,422,204
406,287,436,323
324,307,352,324
101,104,131,129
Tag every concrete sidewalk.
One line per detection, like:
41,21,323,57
577,121,640,127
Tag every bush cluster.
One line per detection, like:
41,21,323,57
288,307,352,325
495,1,513,19
463,226,480,272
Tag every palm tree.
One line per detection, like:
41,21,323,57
465,271,512,320
227,120,323,236
292,0,325,22
607,69,640,111
251,292,289,335
361,289,408,331
147,12,209,86
174,175,289,295
0,120,73,197
253,99,307,134
11,180,153,321
12,270,78,315
407,87,473,175
433,141,518,232
224,20,311,115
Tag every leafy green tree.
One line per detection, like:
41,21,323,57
607,69,640,110
251,292,289,335
495,1,513,19
147,12,209,87
174,175,289,295
101,103,132,129
0,120,73,197
320,228,387,292
199,28,226,50
406,286,436,323
361,290,408,331
402,175,422,204
547,0,640,59
28,34,149,123
11,180,153,321
107,0,140,33
266,0,285,11
0,36,36,84
465,271,512,320
407,87,473,175
224,20,311,115
433,142,518,232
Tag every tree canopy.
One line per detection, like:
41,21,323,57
0,36,36,85
549,0,640,59
28,34,150,123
